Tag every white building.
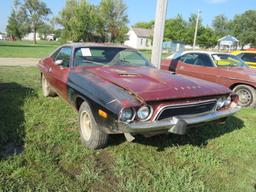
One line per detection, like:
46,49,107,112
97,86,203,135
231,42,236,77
124,28,153,50
46,34,55,41
0,33,7,40
23,32,40,41
217,35,239,50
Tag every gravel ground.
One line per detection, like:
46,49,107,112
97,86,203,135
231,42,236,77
0,58,39,67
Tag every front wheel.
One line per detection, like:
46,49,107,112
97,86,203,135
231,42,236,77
233,85,256,107
41,74,56,97
79,101,109,149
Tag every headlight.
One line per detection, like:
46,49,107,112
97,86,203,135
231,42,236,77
119,108,134,122
216,97,225,110
216,96,231,110
137,106,153,121
224,96,231,107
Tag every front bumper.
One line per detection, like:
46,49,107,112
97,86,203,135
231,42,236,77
119,106,241,135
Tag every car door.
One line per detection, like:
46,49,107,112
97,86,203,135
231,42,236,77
47,46,72,100
176,53,219,83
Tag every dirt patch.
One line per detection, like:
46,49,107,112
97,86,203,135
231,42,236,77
0,58,38,67
92,150,121,192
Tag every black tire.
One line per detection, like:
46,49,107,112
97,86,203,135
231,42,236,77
41,74,56,97
233,84,256,107
78,101,109,149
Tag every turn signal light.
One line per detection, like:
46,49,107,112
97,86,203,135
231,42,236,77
98,109,108,119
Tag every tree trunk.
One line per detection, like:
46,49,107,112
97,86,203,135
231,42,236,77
33,27,37,44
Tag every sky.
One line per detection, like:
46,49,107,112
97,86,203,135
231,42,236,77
0,0,255,32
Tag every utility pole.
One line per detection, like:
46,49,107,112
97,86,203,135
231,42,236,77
151,0,168,68
193,9,201,50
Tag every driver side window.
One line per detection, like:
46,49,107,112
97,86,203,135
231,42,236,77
55,47,72,68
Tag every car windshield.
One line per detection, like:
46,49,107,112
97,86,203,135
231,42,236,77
74,47,150,67
212,54,248,67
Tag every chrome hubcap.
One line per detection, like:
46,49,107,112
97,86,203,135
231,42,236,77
237,89,252,106
80,111,92,141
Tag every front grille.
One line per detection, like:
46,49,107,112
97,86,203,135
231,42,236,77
156,100,217,121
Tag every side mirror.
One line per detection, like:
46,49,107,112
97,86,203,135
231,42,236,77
55,60,63,65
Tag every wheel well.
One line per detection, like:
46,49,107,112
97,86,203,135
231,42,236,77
76,97,85,111
230,83,256,90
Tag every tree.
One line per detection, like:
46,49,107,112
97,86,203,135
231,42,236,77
20,0,51,44
164,15,187,42
212,14,230,38
230,10,256,48
133,21,154,29
38,23,54,40
6,10,22,40
99,0,128,42
180,13,202,45
197,26,218,48
57,0,98,42
6,0,29,40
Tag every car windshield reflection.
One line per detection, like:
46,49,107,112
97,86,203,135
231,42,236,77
74,47,150,67
212,54,249,68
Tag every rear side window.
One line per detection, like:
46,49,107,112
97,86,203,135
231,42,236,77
182,53,213,67
241,53,256,63
55,47,72,68
194,54,214,67
183,54,198,64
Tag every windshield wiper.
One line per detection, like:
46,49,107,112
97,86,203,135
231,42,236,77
82,60,104,66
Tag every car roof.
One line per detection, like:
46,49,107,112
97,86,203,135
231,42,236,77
181,50,231,55
169,50,231,59
61,42,132,49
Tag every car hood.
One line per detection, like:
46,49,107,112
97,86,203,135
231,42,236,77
82,66,230,102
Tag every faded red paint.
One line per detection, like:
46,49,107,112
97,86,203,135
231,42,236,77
82,66,231,101
161,59,256,89
39,57,69,100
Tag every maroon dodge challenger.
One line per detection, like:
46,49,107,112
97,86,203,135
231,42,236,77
38,43,240,149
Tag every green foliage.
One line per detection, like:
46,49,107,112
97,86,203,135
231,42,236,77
57,0,128,43
184,13,203,45
164,15,187,42
136,10,256,48
99,0,129,42
230,10,256,48
163,13,218,48
20,0,52,44
197,27,218,48
212,14,230,38
6,10,23,40
58,0,98,42
6,1,30,40
133,20,154,29
38,23,54,40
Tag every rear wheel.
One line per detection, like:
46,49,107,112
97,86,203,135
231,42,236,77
41,74,56,97
79,101,109,149
233,85,256,107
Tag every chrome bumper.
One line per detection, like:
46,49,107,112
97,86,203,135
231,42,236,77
119,106,241,135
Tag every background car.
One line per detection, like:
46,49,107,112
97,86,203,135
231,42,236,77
232,50,256,68
161,51,256,107
38,45,240,149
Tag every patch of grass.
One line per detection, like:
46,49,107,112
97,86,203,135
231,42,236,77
0,66,256,191
0,40,60,58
